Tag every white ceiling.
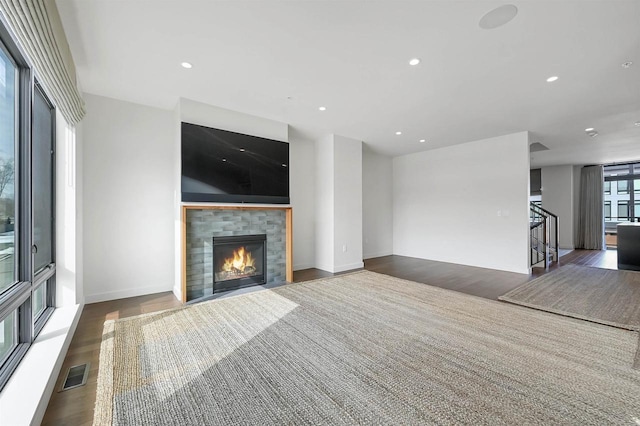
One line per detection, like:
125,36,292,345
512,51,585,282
55,0,640,167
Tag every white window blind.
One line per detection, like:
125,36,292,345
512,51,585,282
0,0,85,124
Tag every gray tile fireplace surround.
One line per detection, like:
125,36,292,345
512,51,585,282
185,208,286,301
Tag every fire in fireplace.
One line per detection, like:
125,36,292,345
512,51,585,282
212,234,266,293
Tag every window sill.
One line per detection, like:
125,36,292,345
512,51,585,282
0,303,82,425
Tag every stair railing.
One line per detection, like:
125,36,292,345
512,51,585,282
529,202,559,269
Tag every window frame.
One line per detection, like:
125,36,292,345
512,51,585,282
604,201,611,221
31,82,56,334
617,200,629,221
617,180,629,195
604,163,640,224
0,18,56,391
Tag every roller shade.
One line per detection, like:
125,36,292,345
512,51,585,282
0,0,85,124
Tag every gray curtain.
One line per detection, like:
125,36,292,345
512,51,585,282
0,0,85,124
576,165,604,250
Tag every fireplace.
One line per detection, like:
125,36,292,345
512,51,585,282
212,234,267,293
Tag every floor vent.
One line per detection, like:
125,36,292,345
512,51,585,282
60,363,90,391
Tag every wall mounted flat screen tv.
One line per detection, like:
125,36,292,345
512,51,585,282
181,122,290,204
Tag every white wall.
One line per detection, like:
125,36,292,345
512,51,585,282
362,145,393,259
541,165,575,249
393,132,530,274
314,134,364,273
172,102,182,300
333,135,363,272
289,136,316,270
180,98,287,142
314,135,334,272
75,120,84,305
177,98,316,274
55,111,83,306
82,94,176,302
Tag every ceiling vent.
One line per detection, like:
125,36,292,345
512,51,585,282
529,142,550,153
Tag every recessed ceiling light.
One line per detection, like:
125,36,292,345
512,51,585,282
409,58,421,66
181,62,193,69
239,148,245,152
395,131,402,135
585,127,594,132
281,164,287,167
419,139,426,143
622,61,633,69
635,121,640,127
222,158,227,162
318,106,326,111
479,4,518,30
546,76,558,82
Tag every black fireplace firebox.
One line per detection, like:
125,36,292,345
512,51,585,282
212,234,267,293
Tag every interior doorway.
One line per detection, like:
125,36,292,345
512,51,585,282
604,163,640,248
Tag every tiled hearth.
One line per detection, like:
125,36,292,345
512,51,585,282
182,206,292,302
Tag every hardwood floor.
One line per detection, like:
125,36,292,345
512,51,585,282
42,293,182,426
364,256,531,300
41,249,614,425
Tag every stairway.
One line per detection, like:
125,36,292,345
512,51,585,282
530,203,559,269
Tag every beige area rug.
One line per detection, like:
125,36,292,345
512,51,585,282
95,271,640,425
499,264,640,331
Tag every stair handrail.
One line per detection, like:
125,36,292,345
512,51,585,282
529,202,559,269
530,203,558,219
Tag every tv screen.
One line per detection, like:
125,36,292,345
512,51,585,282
181,122,290,204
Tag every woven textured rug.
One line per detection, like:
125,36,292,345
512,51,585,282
499,264,640,331
95,271,640,425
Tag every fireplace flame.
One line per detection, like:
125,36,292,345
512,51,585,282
222,246,256,274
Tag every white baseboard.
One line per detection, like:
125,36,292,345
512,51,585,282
172,283,182,302
333,262,365,273
85,285,175,304
363,251,393,260
293,263,314,271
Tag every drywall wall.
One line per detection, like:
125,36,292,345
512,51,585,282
314,134,363,273
55,111,83,306
83,95,318,302
541,165,575,249
180,98,288,142
172,102,182,300
393,131,530,274
333,135,363,272
289,136,316,270
362,145,393,259
177,98,316,273
314,135,334,272
82,94,175,302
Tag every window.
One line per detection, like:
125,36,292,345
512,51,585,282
618,201,629,221
0,23,56,391
635,179,640,195
636,202,640,221
617,180,629,194
0,43,16,295
604,164,631,178
604,181,611,195
0,312,17,367
604,201,611,221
